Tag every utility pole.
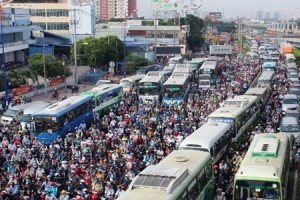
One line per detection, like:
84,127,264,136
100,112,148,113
70,8,79,84
154,11,157,62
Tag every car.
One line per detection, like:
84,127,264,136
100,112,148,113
95,79,112,87
289,78,300,86
285,109,300,122
288,72,299,79
288,87,300,100
279,116,300,147
281,94,299,113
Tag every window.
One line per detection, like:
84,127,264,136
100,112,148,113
47,22,69,30
32,22,46,30
47,9,69,17
31,9,46,17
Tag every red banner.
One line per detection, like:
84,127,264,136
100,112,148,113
49,77,65,87
13,85,33,96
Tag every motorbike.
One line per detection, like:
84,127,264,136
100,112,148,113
51,91,59,100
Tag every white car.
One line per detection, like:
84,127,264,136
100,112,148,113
282,94,299,113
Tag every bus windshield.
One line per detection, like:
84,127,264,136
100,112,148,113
235,180,280,200
139,83,159,95
21,114,32,122
164,86,182,98
120,80,132,88
4,109,17,117
33,116,60,132
281,124,300,132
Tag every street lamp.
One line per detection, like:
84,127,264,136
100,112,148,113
63,57,66,92
41,30,47,96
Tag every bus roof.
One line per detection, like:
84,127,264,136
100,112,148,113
200,60,217,70
139,71,166,83
119,150,211,200
33,96,92,116
120,74,145,82
80,84,122,97
179,122,232,151
208,95,259,119
188,58,208,64
172,64,190,74
245,87,269,96
235,133,288,180
23,101,50,115
169,56,183,61
163,74,189,86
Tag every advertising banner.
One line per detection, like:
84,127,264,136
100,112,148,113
209,12,222,19
209,45,233,55
13,85,33,96
50,77,65,87
152,0,191,11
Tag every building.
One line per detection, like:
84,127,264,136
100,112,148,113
96,19,189,61
256,10,263,20
7,0,95,39
99,0,136,21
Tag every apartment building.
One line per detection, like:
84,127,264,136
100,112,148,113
100,0,136,20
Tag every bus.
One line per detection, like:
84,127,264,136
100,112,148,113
119,74,145,92
208,95,261,142
20,101,50,130
80,84,123,116
233,133,290,200
31,96,94,144
187,58,208,73
117,149,214,200
199,57,225,83
285,53,296,63
138,71,168,102
179,122,233,164
244,87,270,106
136,65,156,75
256,71,275,87
167,56,183,69
172,64,191,76
162,74,190,105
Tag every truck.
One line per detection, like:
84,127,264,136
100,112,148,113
209,45,232,55
280,43,293,55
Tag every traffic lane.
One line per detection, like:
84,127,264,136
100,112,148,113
287,167,296,200
30,84,95,103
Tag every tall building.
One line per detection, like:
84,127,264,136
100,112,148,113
256,10,263,20
8,0,95,38
265,12,271,20
99,0,136,20
273,12,280,21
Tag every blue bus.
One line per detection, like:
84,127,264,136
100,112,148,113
31,96,94,144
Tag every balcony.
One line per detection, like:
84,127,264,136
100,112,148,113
0,39,37,53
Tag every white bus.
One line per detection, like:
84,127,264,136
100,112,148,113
138,71,168,102
162,74,190,105
199,57,225,83
257,71,275,87
179,122,233,164
20,101,50,130
117,149,214,200
119,74,145,92
187,58,208,73
208,95,261,142
233,133,290,200
244,87,270,106
285,53,296,63
172,64,191,76
167,56,183,69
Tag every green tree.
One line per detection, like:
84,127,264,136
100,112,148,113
7,69,25,88
125,54,150,72
73,36,124,70
28,53,72,79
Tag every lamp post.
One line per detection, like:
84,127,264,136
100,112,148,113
63,58,66,92
41,30,47,96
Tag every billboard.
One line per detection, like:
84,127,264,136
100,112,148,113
209,45,232,55
209,12,222,19
152,0,191,11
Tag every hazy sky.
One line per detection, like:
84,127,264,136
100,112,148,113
137,0,300,19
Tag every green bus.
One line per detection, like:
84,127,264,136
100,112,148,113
79,84,123,116
233,133,290,200
208,95,261,143
117,149,214,200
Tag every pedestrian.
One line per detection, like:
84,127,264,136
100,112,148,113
215,188,226,200
295,149,300,176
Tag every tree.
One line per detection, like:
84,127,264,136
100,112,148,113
7,69,25,88
28,53,72,79
73,36,124,70
125,54,150,72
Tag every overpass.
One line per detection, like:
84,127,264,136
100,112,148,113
266,34,300,48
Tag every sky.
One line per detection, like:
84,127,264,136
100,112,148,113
137,0,300,19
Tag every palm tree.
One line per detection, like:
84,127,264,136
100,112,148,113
21,69,38,85
7,69,24,88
